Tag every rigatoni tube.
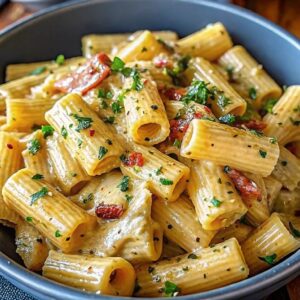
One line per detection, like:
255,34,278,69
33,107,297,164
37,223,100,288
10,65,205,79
263,86,300,145
152,195,216,252
123,76,170,145
45,93,123,176
187,160,247,230
176,22,233,61
181,119,280,177
3,98,56,132
217,45,282,107
188,57,246,116
3,168,96,252
15,220,49,271
46,132,90,195
134,238,249,297
43,251,136,296
242,213,300,275
120,144,190,201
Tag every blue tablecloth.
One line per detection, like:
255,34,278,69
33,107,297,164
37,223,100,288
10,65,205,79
0,276,34,300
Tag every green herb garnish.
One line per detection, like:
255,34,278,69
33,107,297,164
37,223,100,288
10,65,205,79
211,197,222,207
55,230,62,238
160,178,173,185
289,222,300,238
30,66,47,75
162,281,180,297
25,216,33,222
98,146,108,160
28,139,41,155
259,150,267,158
30,187,48,205
248,87,257,100
32,174,44,180
41,125,54,138
187,253,198,259
61,126,68,139
259,253,277,265
219,114,236,124
117,176,130,192
55,54,65,65
74,114,93,131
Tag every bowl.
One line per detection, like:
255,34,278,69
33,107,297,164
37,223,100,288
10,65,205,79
0,0,300,299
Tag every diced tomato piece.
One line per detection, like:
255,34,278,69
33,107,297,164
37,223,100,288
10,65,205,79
225,167,261,205
194,112,204,119
95,203,124,219
122,152,144,167
162,87,186,101
54,53,111,95
234,120,267,131
169,119,190,142
89,129,95,137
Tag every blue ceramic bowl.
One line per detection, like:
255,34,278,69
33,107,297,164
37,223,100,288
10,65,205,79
0,0,300,299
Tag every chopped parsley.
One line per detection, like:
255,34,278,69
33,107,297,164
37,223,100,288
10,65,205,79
269,137,277,144
30,187,48,205
259,150,267,158
25,216,33,222
104,116,115,124
248,87,257,100
217,93,232,108
98,146,108,160
117,176,130,192
259,253,277,265
98,88,113,99
41,125,54,138
261,98,278,115
187,253,198,259
131,69,144,91
28,139,41,155
61,126,68,139
32,174,44,180
125,194,133,203
77,138,83,148
30,66,47,75
74,114,93,131
111,101,122,114
55,54,65,65
181,80,210,105
160,178,173,185
225,65,235,82
111,57,125,72
211,197,222,207
289,222,300,238
155,166,163,176
55,230,62,238
162,281,180,297
164,56,190,85
219,114,236,124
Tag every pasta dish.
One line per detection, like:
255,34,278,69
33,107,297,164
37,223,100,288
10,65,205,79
0,22,299,297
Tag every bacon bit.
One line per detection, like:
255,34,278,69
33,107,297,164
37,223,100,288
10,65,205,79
95,203,124,219
153,56,173,68
122,152,144,167
225,167,261,206
54,53,111,95
162,87,186,101
89,129,95,137
6,144,13,149
234,120,267,131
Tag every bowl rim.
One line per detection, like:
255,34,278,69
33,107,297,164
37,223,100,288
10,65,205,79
0,0,300,299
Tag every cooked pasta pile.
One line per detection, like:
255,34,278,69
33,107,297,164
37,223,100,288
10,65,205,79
0,23,300,297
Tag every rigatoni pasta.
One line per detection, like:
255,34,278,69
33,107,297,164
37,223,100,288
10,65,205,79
1,25,300,297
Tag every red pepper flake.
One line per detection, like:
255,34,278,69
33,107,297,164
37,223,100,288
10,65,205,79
234,120,266,131
54,53,111,95
225,167,261,205
95,203,124,219
162,87,186,101
7,144,13,149
153,56,173,68
89,129,95,137
122,152,144,167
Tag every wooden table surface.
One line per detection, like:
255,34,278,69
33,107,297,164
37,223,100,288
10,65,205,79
0,1,299,300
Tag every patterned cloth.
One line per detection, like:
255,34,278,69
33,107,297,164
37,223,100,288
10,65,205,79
0,276,34,300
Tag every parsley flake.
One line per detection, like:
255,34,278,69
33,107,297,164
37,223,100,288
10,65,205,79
30,187,48,205
155,166,163,176
28,139,41,155
211,197,222,207
248,87,257,100
117,176,130,192
41,125,54,138
55,230,62,238
32,174,44,180
259,253,277,265
61,126,68,139
125,194,133,203
25,216,33,222
162,281,180,297
98,146,108,160
111,57,125,72
219,114,236,124
160,178,173,185
55,54,65,65
30,66,47,75
74,114,93,131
